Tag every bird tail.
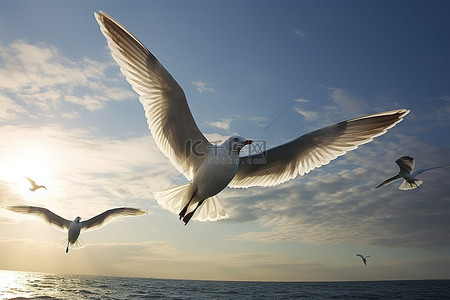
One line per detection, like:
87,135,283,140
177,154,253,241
399,179,423,190
59,237,85,252
153,183,229,222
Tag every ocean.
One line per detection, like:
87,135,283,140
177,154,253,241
1,270,449,299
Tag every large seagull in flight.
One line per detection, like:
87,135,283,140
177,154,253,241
95,11,409,225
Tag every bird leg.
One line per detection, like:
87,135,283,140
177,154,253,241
179,190,197,220
66,241,70,253
183,200,204,225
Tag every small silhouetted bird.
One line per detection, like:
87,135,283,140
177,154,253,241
375,156,450,190
356,254,370,265
24,177,46,191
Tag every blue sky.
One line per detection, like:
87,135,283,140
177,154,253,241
0,0,449,281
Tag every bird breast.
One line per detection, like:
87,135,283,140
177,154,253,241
68,221,82,244
193,147,240,199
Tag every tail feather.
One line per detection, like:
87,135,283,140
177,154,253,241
399,179,423,190
153,183,191,214
59,237,85,253
194,195,229,222
154,184,229,222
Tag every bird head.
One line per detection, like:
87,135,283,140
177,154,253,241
74,216,81,223
226,136,253,153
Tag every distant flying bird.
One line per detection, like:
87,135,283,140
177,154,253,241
356,254,370,265
24,177,46,192
95,11,409,225
375,156,450,190
5,205,147,253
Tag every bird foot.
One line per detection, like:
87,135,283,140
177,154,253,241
179,207,187,220
183,211,195,225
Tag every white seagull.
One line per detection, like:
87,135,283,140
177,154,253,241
24,177,47,192
356,254,370,265
95,11,410,225
375,156,450,190
5,205,147,253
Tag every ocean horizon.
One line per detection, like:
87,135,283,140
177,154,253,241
1,269,449,299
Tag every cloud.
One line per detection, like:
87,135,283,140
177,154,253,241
64,95,106,111
192,80,217,94
252,73,273,86
325,87,367,116
434,95,450,126
0,93,30,121
0,40,134,114
0,124,177,216
293,107,318,121
421,94,450,127
208,118,231,130
293,28,307,39
295,98,309,103
223,134,450,249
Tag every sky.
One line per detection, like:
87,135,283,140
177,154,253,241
0,0,449,282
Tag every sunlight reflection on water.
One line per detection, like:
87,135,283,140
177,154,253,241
1,269,450,299
0,270,34,298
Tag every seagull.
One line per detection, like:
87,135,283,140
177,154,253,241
375,156,450,190
5,205,147,253
356,254,370,265
24,177,47,192
95,11,410,225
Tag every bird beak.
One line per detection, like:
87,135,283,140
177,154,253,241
244,140,253,145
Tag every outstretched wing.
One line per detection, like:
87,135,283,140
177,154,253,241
396,156,415,174
24,177,37,187
375,174,402,189
412,165,450,177
356,254,364,259
229,109,409,188
81,207,147,232
5,205,70,231
95,11,211,181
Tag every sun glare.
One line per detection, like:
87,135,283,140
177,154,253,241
0,144,56,200
0,270,32,298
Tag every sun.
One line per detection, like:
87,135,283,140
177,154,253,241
0,144,55,198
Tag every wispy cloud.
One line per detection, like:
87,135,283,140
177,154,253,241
208,118,231,130
431,95,450,127
0,40,134,113
0,94,30,121
252,73,273,86
293,28,307,39
225,134,450,249
293,107,318,121
192,80,217,94
0,125,177,215
325,87,367,115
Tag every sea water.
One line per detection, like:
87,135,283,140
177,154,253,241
0,270,449,299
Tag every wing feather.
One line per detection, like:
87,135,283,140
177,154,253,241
81,207,147,232
375,174,402,189
229,109,409,188
5,205,70,231
395,156,415,173
95,11,211,180
24,177,37,187
412,165,450,177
